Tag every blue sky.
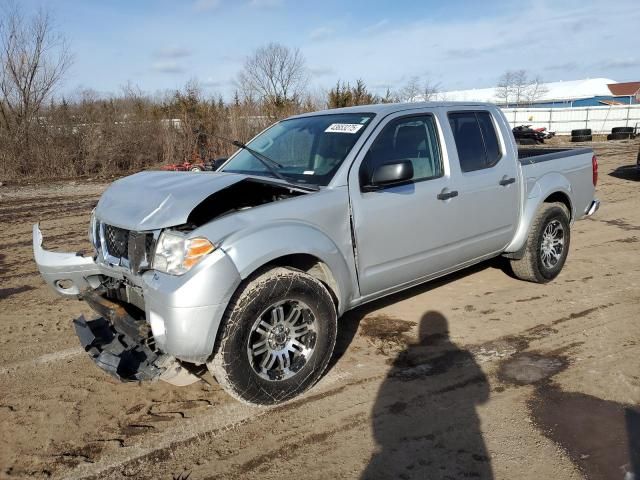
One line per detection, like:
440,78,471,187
15,0,640,99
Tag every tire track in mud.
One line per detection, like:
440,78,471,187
59,303,619,479
0,347,83,375
65,368,366,480
0,200,98,225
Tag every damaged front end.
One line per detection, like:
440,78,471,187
73,292,198,385
32,171,298,386
32,223,200,386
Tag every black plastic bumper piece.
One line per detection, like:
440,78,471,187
73,314,166,382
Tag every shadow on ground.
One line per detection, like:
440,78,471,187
361,311,493,479
330,256,512,369
609,165,640,182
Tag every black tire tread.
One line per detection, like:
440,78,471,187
509,202,570,283
208,267,337,406
610,132,633,140
571,135,592,142
611,127,633,134
571,129,591,136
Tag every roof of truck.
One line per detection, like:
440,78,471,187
290,101,497,119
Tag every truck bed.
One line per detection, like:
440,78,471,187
518,147,592,165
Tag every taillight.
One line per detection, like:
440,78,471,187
592,155,598,187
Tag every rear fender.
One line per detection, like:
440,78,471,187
504,173,572,253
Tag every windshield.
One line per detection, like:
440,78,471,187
220,113,375,186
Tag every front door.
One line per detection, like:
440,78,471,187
348,112,468,297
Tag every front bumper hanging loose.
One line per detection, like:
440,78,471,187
73,314,167,382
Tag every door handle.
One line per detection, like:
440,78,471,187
499,176,516,186
437,190,459,200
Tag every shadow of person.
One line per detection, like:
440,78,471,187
361,311,494,480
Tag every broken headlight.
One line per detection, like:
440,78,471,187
153,230,215,275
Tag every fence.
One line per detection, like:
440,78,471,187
501,104,640,135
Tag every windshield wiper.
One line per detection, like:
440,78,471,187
210,133,319,191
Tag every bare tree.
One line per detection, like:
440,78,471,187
399,76,440,102
495,71,515,106
496,70,548,106
0,2,72,138
523,75,549,105
236,42,308,109
510,70,529,105
399,76,422,102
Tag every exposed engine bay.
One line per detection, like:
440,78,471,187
186,178,308,227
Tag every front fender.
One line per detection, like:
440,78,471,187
505,172,573,253
221,222,355,314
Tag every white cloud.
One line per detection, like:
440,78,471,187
309,26,334,42
309,66,336,77
248,0,283,8
151,61,185,74
201,77,229,88
362,19,389,33
302,0,640,93
193,0,221,12
597,58,638,70
155,47,192,59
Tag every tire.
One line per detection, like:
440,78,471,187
612,127,634,134
607,134,614,141
571,129,591,136
610,132,632,140
509,202,571,283
517,138,537,145
571,135,592,142
190,166,202,172
208,267,337,405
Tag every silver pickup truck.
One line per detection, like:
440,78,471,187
33,102,600,405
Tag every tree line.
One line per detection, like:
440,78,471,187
0,4,547,180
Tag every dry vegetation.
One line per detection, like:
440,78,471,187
0,5,408,182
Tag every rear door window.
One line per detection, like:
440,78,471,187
476,112,501,166
448,111,502,172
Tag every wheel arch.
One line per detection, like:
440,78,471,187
223,223,356,315
505,172,574,254
543,191,572,221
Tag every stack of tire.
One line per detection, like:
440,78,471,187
607,127,635,141
571,129,592,142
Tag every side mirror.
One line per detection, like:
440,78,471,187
364,160,414,190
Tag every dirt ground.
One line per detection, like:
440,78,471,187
1,139,639,480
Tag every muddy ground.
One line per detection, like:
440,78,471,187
0,140,639,480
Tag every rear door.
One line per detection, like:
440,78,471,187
444,108,520,256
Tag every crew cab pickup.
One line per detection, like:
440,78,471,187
33,102,600,405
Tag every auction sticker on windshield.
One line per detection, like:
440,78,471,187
325,123,364,134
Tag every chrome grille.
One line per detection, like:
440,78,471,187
104,225,129,259
98,222,155,273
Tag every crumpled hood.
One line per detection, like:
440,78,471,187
95,171,245,230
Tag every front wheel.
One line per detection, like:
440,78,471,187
510,202,571,283
208,267,337,405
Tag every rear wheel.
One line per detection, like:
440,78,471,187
190,166,202,172
208,267,337,405
510,202,571,283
